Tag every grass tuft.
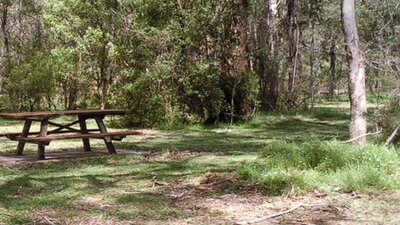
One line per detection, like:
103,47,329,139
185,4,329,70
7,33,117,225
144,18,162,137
239,140,400,195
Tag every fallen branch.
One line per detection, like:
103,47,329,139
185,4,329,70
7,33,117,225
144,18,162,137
0,211,14,217
341,129,382,144
235,203,303,225
385,125,400,146
43,216,56,225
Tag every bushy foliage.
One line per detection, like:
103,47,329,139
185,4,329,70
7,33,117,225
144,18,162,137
117,56,182,126
239,140,400,195
4,52,57,111
1,0,399,128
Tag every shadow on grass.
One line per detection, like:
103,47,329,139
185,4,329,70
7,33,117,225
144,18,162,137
116,107,350,155
112,192,193,221
0,152,238,223
268,118,348,140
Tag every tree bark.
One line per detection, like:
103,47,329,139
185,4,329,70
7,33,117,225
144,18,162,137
269,0,278,53
1,2,9,57
0,1,11,92
259,0,279,111
309,5,316,113
328,39,337,98
342,0,367,145
99,33,109,110
287,0,301,108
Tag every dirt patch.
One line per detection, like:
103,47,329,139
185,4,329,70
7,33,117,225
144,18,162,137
30,207,62,225
192,192,400,225
164,172,263,199
140,150,203,163
71,195,113,211
64,215,119,225
30,207,117,225
17,172,400,225
157,174,400,225
161,150,201,161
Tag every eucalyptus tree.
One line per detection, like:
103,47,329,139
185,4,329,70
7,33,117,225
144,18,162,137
0,0,11,93
342,0,367,144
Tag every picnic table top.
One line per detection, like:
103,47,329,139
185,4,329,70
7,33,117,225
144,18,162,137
0,109,127,120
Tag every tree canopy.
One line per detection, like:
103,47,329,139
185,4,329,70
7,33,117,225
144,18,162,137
0,0,399,127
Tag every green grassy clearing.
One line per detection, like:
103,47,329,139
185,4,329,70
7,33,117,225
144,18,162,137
0,103,398,224
239,140,400,196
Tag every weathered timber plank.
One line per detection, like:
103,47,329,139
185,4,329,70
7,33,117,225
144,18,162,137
0,109,128,120
37,119,49,160
78,116,91,152
19,130,143,142
16,119,33,155
0,129,100,138
95,117,117,154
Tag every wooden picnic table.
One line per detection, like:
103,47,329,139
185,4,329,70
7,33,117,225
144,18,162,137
0,109,142,160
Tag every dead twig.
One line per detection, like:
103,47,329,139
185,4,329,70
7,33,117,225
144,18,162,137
0,211,14,217
235,203,303,225
42,216,56,225
236,203,337,225
341,129,382,144
385,125,400,146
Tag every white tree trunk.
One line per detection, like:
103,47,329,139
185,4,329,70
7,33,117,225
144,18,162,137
342,0,367,145
269,0,278,52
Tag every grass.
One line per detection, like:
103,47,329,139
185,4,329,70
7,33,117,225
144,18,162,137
0,153,250,224
0,102,398,224
316,93,391,105
238,140,400,195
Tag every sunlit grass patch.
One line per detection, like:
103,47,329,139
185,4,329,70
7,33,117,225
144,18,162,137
239,140,400,195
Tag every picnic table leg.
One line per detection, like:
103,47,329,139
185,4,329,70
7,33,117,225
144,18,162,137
94,117,117,154
78,116,91,152
38,119,48,160
16,119,33,155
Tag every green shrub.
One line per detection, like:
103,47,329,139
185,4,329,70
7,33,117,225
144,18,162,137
239,140,400,195
5,52,57,111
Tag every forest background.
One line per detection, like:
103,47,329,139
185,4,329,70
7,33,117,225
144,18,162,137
0,0,399,129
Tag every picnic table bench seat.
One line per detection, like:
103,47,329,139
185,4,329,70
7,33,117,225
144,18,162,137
19,130,143,144
0,129,102,139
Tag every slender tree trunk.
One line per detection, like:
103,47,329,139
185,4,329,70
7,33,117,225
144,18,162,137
342,0,367,145
309,9,316,113
0,1,10,93
67,77,78,110
266,0,279,110
230,81,239,126
269,0,278,53
287,0,301,108
258,0,279,111
328,39,337,98
99,38,108,110
1,3,9,57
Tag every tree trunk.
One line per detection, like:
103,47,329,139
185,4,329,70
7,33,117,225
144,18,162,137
342,0,367,145
0,2,10,57
269,0,278,53
328,39,337,98
309,8,316,113
287,0,301,108
0,1,10,93
99,38,108,110
258,0,279,111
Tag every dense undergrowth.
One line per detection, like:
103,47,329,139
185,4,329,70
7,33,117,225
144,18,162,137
239,140,400,195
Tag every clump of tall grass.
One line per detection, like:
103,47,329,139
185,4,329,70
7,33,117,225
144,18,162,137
238,140,400,195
